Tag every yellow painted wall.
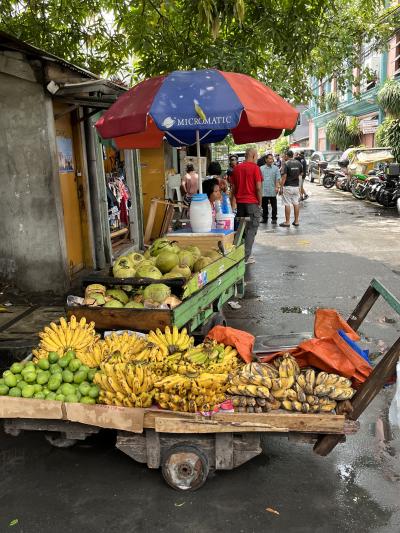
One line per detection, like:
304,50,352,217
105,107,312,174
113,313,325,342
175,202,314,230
140,146,166,239
54,104,92,274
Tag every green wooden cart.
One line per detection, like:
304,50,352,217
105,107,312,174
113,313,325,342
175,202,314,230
67,227,246,334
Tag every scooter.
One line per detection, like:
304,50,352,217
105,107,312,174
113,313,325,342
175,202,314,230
376,164,400,212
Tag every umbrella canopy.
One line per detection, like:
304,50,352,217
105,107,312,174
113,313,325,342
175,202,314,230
96,69,298,149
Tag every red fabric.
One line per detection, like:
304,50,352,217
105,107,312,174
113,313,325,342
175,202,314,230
115,118,164,149
219,71,299,130
96,76,165,139
119,198,128,226
231,112,285,144
230,161,263,204
206,326,254,363
259,309,372,388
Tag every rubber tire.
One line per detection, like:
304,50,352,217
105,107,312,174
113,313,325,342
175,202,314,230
322,176,335,189
45,432,78,448
366,186,377,202
397,197,400,215
162,444,210,491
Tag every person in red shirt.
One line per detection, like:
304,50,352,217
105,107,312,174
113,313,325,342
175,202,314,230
230,147,263,264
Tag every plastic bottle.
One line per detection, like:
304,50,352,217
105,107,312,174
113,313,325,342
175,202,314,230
215,199,222,214
221,193,233,214
189,194,212,232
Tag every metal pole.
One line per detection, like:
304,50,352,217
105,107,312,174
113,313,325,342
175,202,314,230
196,130,202,193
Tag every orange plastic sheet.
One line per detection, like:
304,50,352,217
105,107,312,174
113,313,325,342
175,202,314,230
259,309,372,388
207,326,254,363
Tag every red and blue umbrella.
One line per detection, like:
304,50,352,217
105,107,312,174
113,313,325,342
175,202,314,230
96,69,298,149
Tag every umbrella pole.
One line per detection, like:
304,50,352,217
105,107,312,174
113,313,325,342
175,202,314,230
196,130,202,193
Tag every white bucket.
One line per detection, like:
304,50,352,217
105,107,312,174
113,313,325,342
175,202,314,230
190,194,213,232
216,213,235,230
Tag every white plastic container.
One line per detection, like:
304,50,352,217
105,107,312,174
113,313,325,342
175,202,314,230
190,194,212,232
216,213,235,230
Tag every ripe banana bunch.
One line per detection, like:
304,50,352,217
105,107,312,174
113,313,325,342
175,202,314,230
185,343,240,374
95,359,155,408
278,353,300,378
207,345,240,373
102,332,149,362
80,341,107,368
227,384,270,398
316,372,352,388
33,315,98,363
148,326,194,356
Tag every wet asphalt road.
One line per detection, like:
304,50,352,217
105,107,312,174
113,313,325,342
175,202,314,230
1,183,400,533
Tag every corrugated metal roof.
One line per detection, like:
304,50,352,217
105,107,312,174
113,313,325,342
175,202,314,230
0,30,125,93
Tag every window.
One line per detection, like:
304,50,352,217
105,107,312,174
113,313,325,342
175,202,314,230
395,32,400,77
361,43,381,92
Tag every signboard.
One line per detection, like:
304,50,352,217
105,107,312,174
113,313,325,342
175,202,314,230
360,119,378,128
362,126,378,134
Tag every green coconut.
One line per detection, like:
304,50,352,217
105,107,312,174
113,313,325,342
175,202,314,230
178,250,195,269
135,264,163,280
184,245,201,261
170,265,192,279
103,299,124,308
162,272,183,279
126,252,145,267
150,238,180,257
203,249,222,261
156,250,179,273
113,256,136,278
124,301,145,308
193,256,212,272
91,293,106,305
143,283,171,303
105,289,129,305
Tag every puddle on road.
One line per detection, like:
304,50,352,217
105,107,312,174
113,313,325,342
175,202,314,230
281,306,317,315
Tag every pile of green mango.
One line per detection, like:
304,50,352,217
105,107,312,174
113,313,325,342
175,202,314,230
0,350,99,404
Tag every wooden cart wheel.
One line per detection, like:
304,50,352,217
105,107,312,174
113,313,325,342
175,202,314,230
45,432,78,448
161,444,209,491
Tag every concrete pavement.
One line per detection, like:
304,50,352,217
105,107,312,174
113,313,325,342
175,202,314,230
0,183,399,533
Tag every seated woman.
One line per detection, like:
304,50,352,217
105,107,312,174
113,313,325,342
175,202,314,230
202,178,221,228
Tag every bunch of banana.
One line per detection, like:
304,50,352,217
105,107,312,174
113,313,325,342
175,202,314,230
32,315,99,365
148,326,194,356
227,384,270,398
278,353,301,378
207,345,241,374
95,360,154,408
101,332,149,361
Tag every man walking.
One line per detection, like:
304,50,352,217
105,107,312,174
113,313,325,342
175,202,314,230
260,153,280,224
279,149,303,227
231,147,263,264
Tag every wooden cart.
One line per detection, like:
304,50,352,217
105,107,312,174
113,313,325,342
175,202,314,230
2,279,399,491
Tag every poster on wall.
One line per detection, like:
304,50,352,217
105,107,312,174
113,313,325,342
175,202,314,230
56,136,74,172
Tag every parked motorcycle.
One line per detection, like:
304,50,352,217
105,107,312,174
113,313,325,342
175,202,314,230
350,169,385,200
375,164,400,212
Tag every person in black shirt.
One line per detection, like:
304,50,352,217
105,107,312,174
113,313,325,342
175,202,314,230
279,150,303,227
295,151,309,201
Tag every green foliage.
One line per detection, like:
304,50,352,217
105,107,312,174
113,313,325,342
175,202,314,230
0,0,398,102
273,137,290,155
375,117,394,147
377,80,400,118
326,114,361,150
383,119,400,162
325,92,339,112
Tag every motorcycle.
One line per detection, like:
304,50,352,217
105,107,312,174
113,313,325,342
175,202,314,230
375,164,400,213
350,169,385,200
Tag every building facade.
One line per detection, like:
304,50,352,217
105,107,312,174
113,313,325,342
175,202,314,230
306,34,400,151
0,32,143,294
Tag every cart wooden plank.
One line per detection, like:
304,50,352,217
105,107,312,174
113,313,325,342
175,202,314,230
154,417,289,433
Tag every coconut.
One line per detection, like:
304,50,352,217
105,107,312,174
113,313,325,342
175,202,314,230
143,283,171,303
163,295,182,309
126,252,145,267
85,284,106,297
150,238,180,257
124,301,145,309
193,256,212,272
204,249,221,261
135,264,163,280
184,245,201,261
178,250,195,269
170,265,192,280
156,250,179,273
105,288,129,305
104,299,124,308
162,272,183,279
113,256,136,278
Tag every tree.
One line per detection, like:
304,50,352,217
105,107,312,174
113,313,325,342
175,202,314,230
0,1,398,102
273,137,290,155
